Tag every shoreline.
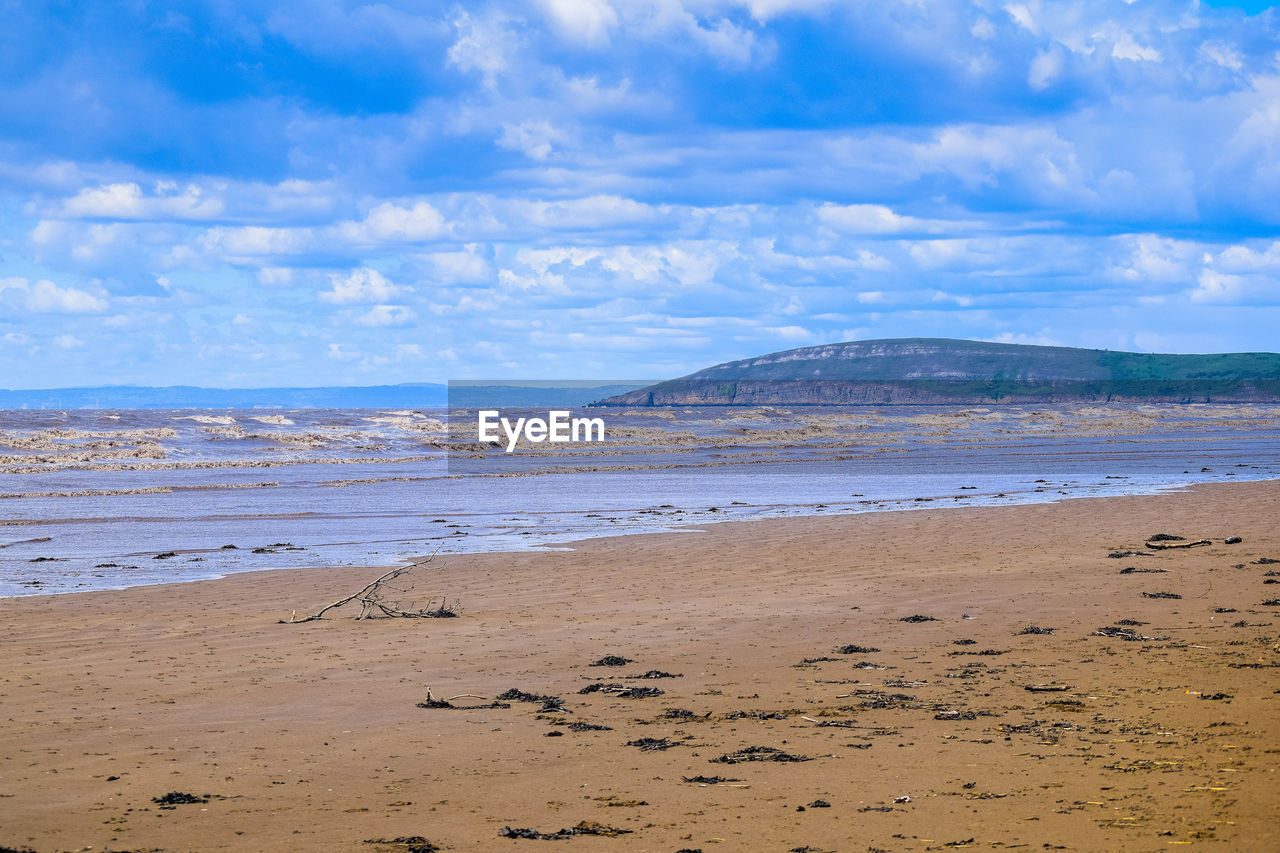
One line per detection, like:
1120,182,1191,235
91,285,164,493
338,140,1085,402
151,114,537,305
2,479,1279,851
8,475,1278,601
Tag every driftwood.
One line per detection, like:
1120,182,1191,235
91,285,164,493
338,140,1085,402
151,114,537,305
284,546,456,622
1144,538,1211,550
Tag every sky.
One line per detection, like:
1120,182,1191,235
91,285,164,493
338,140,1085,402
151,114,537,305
1,0,1278,389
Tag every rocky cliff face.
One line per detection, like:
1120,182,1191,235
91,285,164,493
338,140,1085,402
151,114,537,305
599,338,1280,405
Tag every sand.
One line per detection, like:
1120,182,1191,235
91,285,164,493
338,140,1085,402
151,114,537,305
2,481,1279,852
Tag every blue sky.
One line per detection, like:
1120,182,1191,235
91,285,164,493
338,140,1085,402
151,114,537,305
1,0,1278,388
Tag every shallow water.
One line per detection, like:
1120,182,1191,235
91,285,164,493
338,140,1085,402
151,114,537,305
3,403,1279,596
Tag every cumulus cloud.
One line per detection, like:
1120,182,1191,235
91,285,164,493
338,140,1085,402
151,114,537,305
539,0,618,47
3,0,1280,386
321,268,405,304
339,201,449,243
3,277,109,313
61,182,223,220
816,203,935,235
355,304,416,326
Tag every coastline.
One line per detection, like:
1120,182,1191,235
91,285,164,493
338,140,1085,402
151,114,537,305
2,480,1279,851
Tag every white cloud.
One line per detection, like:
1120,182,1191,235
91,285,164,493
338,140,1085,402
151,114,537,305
816,203,929,234
199,225,314,258
1110,33,1161,63
321,268,405,304
53,334,83,348
326,343,361,360
1110,234,1196,283
355,304,416,326
257,267,294,286
14,278,109,313
1189,268,1243,303
1028,47,1063,90
1215,241,1280,272
497,120,570,160
447,10,515,89
539,0,618,47
61,182,223,220
1004,4,1038,35
339,201,448,243
421,248,493,284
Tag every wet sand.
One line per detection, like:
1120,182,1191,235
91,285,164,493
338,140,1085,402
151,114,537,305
2,481,1279,852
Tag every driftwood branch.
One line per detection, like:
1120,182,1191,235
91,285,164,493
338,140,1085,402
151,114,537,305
283,545,457,622
1144,539,1211,550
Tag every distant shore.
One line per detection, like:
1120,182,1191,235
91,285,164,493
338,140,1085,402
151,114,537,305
2,480,1279,851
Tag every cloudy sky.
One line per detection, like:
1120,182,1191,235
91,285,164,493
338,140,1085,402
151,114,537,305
1,0,1278,388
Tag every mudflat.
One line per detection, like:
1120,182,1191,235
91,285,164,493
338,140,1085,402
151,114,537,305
2,481,1279,852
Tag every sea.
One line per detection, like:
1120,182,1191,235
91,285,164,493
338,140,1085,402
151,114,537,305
3,402,1279,597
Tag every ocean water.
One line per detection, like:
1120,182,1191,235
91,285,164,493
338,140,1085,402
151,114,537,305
2,403,1279,596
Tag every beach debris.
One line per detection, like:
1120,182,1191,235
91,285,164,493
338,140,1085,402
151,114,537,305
1253,557,1280,565
1018,625,1055,635
629,669,681,679
1115,618,1147,625
725,709,789,720
1141,591,1182,599
283,548,457,622
626,737,679,751
416,689,510,710
153,551,177,559
900,614,937,623
797,656,842,665
1108,550,1154,558
935,710,977,721
578,683,663,698
1024,684,1072,692
153,791,209,808
1262,599,1280,606
807,799,832,808
1146,539,1211,550
952,638,976,645
1214,607,1238,613
661,708,697,719
1093,625,1167,641
836,644,880,654
1147,533,1185,542
1200,692,1232,701
499,821,632,840
1225,536,1243,544
566,721,612,732
712,746,812,764
364,836,441,853
893,795,911,804
590,655,633,667
682,775,741,784
1119,566,1167,574
496,688,566,712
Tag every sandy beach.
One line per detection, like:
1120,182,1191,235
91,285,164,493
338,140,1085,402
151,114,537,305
2,480,1279,852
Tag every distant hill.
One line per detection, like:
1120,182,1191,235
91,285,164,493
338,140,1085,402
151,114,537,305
597,338,1280,405
0,383,448,410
